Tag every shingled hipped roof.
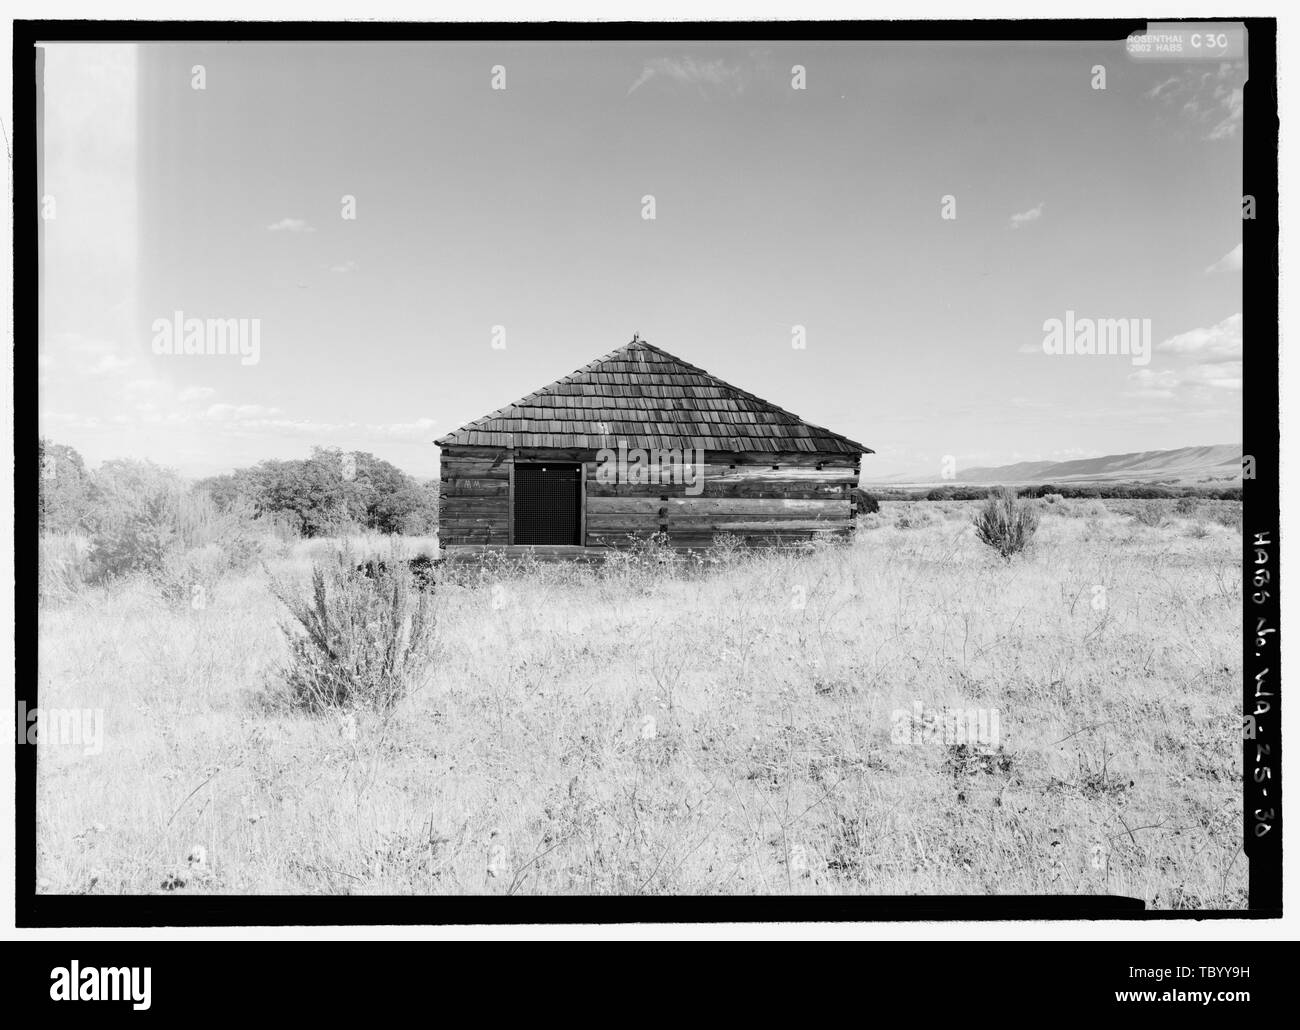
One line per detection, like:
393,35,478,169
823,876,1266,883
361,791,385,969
435,338,871,455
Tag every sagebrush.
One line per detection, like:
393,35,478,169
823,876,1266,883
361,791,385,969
273,545,437,713
972,487,1040,560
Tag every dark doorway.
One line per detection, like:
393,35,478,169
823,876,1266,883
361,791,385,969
513,463,582,545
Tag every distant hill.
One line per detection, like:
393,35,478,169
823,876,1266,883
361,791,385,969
951,444,1242,485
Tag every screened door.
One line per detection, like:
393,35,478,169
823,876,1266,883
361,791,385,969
513,463,582,545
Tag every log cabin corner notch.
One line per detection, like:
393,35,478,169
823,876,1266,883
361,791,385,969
435,337,872,557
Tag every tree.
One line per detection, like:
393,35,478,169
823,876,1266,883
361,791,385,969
194,471,251,512
340,450,433,534
245,457,350,537
83,459,189,579
38,438,92,533
190,448,439,537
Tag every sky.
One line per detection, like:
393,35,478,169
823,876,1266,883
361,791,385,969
37,38,1245,480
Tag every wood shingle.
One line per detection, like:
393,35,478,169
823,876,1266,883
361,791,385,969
434,339,871,455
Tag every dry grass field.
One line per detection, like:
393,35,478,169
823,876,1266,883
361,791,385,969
35,499,1247,904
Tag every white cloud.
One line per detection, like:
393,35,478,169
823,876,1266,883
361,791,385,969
40,334,139,379
1147,62,1246,142
178,385,216,402
367,417,438,440
205,403,284,421
628,57,747,97
53,333,119,356
1008,396,1053,409
267,217,315,233
40,411,103,431
1009,202,1045,230
1125,368,1179,399
122,378,168,398
1206,85,1244,141
1184,361,1242,389
1121,313,1245,399
45,379,438,446
89,353,135,376
192,406,436,442
329,259,361,273
1156,313,1242,362
1205,242,1242,274
1146,76,1180,101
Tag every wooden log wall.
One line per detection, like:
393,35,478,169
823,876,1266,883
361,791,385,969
438,449,511,546
438,445,861,550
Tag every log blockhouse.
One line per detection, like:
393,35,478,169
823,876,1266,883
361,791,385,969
436,338,871,558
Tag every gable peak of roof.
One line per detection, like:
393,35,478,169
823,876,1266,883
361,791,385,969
434,337,870,454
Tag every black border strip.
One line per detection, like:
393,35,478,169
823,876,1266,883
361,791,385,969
1240,19,1281,915
15,17,1279,926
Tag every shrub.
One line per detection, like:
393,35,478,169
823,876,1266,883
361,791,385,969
708,533,745,564
84,461,266,591
1208,504,1242,531
253,512,298,560
39,533,89,605
273,545,436,713
1043,493,1065,505
84,460,189,581
851,488,880,515
222,532,266,572
1131,500,1169,528
1048,498,1092,518
601,532,678,575
972,487,1039,560
894,505,933,530
182,495,267,572
155,544,228,608
1082,516,1110,543
1174,496,1201,518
